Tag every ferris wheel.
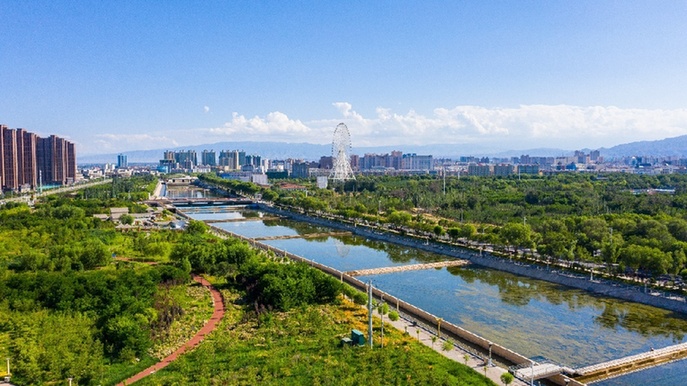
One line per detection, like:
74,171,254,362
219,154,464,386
330,123,355,181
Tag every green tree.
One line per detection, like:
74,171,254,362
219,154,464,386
500,222,532,254
119,214,134,225
185,220,209,235
500,372,514,385
387,211,412,226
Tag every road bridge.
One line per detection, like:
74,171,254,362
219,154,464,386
150,197,254,207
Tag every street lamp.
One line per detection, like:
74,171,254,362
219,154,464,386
488,342,493,367
377,199,381,225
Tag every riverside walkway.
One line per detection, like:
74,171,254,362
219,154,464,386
573,342,687,383
345,259,469,276
116,275,225,385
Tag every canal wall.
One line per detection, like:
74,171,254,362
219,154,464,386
205,221,533,369
254,203,687,315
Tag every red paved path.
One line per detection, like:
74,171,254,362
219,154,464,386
117,274,225,385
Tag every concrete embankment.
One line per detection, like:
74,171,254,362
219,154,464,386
180,205,582,385
207,222,533,369
254,203,687,315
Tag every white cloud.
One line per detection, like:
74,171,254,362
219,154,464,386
83,103,687,154
90,133,179,153
207,111,312,140
204,106,210,113
312,103,687,149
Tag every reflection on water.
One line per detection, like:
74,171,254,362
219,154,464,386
448,267,687,342
362,268,687,368
214,218,329,239
595,358,687,385
165,186,216,199
264,235,446,272
184,209,687,383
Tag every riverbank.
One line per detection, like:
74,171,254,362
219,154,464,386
202,218,537,385
255,203,687,315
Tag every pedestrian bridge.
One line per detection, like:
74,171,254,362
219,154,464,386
345,259,468,276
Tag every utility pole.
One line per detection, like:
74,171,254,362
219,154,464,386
368,281,373,348
380,294,384,349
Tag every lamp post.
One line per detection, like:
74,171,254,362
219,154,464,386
488,342,493,367
380,295,384,349
377,199,381,225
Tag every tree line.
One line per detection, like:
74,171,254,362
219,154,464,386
226,172,687,280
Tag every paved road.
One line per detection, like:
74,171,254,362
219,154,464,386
117,274,225,385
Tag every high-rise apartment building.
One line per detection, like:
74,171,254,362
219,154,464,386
117,154,128,168
2,126,19,189
1,125,76,191
201,150,216,166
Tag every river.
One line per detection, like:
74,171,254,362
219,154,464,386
182,206,687,385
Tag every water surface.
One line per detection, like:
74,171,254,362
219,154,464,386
185,208,687,384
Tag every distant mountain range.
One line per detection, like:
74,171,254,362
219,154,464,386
597,135,687,158
78,135,687,164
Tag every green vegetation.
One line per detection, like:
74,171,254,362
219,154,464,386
223,172,687,282
0,176,193,384
2,175,494,385
500,372,514,385
138,292,494,386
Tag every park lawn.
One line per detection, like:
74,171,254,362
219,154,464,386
138,294,496,386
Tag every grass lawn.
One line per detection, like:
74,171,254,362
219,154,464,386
138,288,496,386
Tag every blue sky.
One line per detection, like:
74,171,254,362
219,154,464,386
1,1,687,155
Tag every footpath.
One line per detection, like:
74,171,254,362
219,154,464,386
376,309,528,386
117,275,225,385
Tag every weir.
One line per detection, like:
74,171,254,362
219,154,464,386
199,221,544,383
203,216,281,224
345,260,469,276
573,342,687,384
175,202,687,385
253,231,352,241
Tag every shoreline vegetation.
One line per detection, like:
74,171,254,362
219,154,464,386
0,175,495,385
198,172,687,297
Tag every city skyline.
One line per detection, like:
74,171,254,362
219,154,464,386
2,2,686,155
